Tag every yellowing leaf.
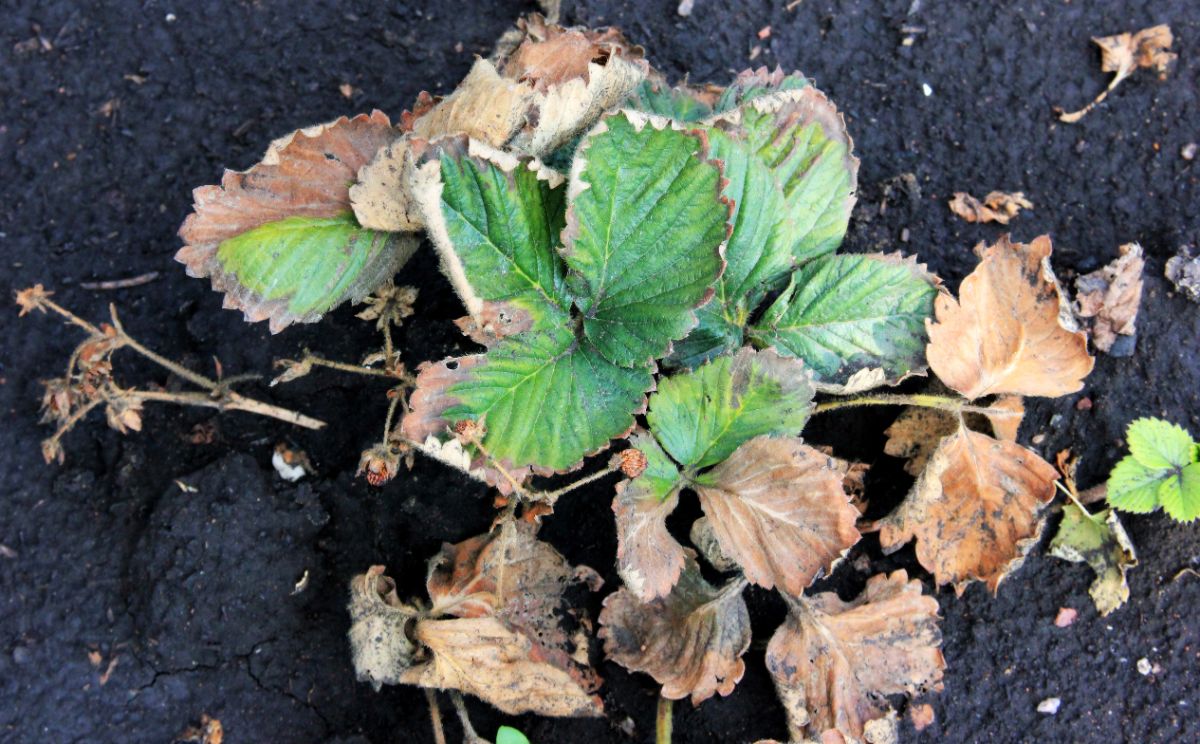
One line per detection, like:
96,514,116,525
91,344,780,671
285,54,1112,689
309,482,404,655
693,436,860,596
880,426,1058,593
600,557,750,704
925,235,1093,400
766,571,944,743
1059,25,1176,123
1074,242,1144,355
1049,504,1138,616
947,191,1033,225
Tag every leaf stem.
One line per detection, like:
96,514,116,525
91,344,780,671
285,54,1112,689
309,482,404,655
108,304,220,391
128,389,325,429
539,462,622,505
302,353,407,380
656,695,673,744
424,689,446,744
812,392,1016,418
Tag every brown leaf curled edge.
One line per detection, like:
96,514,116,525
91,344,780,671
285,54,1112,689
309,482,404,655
1059,24,1176,123
600,556,750,704
879,426,1059,593
948,191,1033,225
766,570,945,744
925,234,1094,400
1074,242,1144,355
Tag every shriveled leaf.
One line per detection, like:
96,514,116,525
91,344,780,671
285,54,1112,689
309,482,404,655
986,395,1025,442
1075,242,1144,356
689,516,738,572
947,191,1033,225
648,347,813,469
1165,249,1200,302
750,254,939,389
411,136,571,343
693,436,861,596
402,616,603,717
350,137,422,232
613,430,687,600
879,426,1059,593
925,235,1094,400
600,557,750,704
348,566,419,690
766,570,944,743
410,59,535,148
1059,25,1176,123
178,111,415,331
1049,504,1138,616
440,326,654,470
563,111,730,367
883,396,1025,475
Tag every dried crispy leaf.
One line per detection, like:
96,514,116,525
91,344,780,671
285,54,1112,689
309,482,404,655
350,137,422,232
925,235,1094,400
411,59,535,148
1165,249,1200,302
689,516,738,572
1059,25,1176,123
766,571,944,743
1049,504,1138,616
883,396,1024,475
613,431,687,601
694,436,860,595
600,557,750,704
177,111,416,331
879,426,1059,593
947,191,1033,225
986,395,1025,442
1075,242,1144,355
348,566,419,690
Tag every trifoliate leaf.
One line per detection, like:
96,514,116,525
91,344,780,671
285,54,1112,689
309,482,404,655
712,66,810,113
1125,417,1195,470
879,425,1059,594
750,253,939,388
562,111,730,367
613,430,687,601
765,571,944,743
441,327,654,471
647,347,813,470
600,557,750,704
411,137,571,343
693,436,861,596
1049,504,1138,615
925,235,1094,400
177,111,415,332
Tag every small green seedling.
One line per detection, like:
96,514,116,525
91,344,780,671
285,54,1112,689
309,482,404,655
496,726,531,744
1107,417,1200,522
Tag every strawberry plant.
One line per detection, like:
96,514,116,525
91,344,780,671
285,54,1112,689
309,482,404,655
19,14,1112,744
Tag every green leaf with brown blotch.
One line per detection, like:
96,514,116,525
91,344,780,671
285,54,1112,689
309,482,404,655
1049,504,1138,616
613,430,687,601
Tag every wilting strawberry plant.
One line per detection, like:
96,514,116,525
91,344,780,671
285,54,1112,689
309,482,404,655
19,14,1106,744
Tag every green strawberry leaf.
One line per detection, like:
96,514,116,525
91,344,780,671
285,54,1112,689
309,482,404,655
625,78,715,122
1159,462,1200,522
663,301,745,369
562,111,730,367
411,137,571,342
647,347,813,470
443,326,653,471
713,67,810,114
1106,455,1169,514
214,213,416,331
748,254,939,389
1125,417,1196,470
496,726,532,744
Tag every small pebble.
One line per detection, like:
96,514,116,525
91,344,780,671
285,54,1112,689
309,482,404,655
922,83,933,97
1054,607,1078,627
1183,142,1197,161
1038,697,1061,715
12,646,31,665
165,12,176,22
1075,397,1093,411
1137,658,1152,676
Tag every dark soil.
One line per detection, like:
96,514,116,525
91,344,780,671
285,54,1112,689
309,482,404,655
2,1,1198,742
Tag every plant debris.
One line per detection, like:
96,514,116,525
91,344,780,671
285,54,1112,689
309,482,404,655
1165,248,1200,302
1058,24,1176,123
1050,503,1138,615
948,191,1033,225
1075,242,1144,356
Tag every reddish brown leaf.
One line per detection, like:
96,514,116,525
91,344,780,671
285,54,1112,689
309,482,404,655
693,436,861,596
766,570,945,743
498,14,644,91
613,430,687,601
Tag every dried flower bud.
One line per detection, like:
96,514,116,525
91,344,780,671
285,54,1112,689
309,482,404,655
453,418,486,444
357,443,402,487
618,447,648,478
41,438,65,465
105,398,144,434
39,378,75,423
14,284,53,317
270,357,314,387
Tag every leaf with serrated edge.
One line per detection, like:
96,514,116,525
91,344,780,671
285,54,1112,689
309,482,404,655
613,430,687,600
879,425,1059,594
625,76,719,122
1049,504,1138,615
600,556,750,704
1160,463,1200,522
712,66,811,114
693,436,861,596
766,570,944,743
750,253,939,388
411,136,571,343
926,235,1094,400
648,347,813,469
1125,417,1195,470
562,111,730,367
177,111,414,331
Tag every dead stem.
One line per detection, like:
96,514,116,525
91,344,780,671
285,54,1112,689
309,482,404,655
304,353,408,380
424,689,446,744
538,462,621,505
450,692,486,744
812,392,1019,418
130,389,325,429
656,695,674,744
108,304,218,391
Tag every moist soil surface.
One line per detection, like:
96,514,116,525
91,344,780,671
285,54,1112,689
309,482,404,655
2,1,1199,742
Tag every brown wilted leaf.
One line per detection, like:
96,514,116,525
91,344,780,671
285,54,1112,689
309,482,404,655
612,431,686,600
347,566,419,690
1075,242,1144,355
985,395,1025,442
925,235,1094,400
1059,25,1176,123
766,570,944,743
500,15,640,91
15,284,53,316
1165,248,1200,302
879,426,1059,593
883,407,961,476
693,436,861,596
600,557,750,704
910,703,936,732
349,137,422,232
948,191,1033,225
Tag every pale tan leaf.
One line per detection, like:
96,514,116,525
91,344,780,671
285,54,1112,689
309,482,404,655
925,235,1093,400
350,137,423,232
766,570,945,743
879,426,1059,593
1074,242,1144,354
694,436,861,596
498,14,642,92
411,59,536,148
348,566,419,690
985,395,1025,442
1059,25,1176,122
882,407,960,477
947,191,1032,225
600,557,750,704
689,516,738,572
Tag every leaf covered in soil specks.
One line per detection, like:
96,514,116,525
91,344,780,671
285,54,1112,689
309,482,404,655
693,436,861,596
1059,25,1177,123
765,570,944,743
879,425,1059,593
177,111,417,332
1075,242,1144,356
1049,504,1138,615
1106,418,1200,522
600,557,750,704
613,430,687,601
925,235,1093,400
947,191,1032,225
